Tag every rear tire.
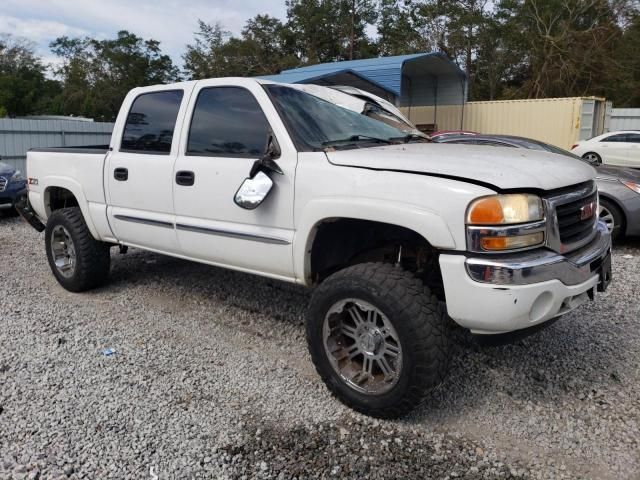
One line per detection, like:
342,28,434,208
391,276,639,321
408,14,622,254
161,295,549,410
599,198,625,241
45,207,111,292
306,262,451,418
582,152,602,164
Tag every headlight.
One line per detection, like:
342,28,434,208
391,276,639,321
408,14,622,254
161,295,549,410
621,180,640,194
10,170,25,182
466,194,546,253
467,194,544,225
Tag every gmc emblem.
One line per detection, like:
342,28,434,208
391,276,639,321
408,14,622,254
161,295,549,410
580,201,596,221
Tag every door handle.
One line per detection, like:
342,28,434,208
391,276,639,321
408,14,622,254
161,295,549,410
114,168,128,181
175,170,195,186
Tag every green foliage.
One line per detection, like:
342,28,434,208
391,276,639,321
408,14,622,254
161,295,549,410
183,17,299,80
377,0,427,55
50,31,180,120
4,0,640,120
0,35,58,117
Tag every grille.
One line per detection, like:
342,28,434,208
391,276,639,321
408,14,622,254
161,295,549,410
546,180,599,254
0,176,6,192
556,191,597,244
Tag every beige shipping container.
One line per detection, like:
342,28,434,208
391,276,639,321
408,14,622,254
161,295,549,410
401,97,607,150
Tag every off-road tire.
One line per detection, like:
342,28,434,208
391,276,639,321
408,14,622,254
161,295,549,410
45,207,111,292
307,262,451,418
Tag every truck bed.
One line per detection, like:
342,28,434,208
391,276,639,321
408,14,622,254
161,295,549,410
26,147,110,226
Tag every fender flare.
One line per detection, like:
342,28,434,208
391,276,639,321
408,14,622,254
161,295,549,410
40,176,101,239
293,197,457,283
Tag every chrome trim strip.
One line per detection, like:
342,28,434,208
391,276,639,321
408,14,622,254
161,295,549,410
175,223,291,245
544,181,598,254
466,220,547,254
114,214,174,229
465,221,611,286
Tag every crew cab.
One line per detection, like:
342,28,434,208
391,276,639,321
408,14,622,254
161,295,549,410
17,78,612,418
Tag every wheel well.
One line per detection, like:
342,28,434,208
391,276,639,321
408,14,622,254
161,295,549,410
599,194,626,227
309,218,444,299
45,187,79,213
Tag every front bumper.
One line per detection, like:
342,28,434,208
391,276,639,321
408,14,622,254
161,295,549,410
440,222,612,334
0,179,27,209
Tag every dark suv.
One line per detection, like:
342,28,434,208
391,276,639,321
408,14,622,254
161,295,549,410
0,161,27,215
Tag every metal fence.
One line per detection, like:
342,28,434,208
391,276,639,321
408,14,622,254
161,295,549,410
0,118,114,173
608,108,640,132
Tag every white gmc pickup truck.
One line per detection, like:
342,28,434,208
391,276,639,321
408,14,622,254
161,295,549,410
17,77,612,418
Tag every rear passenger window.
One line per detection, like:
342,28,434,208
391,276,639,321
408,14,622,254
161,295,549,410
626,133,640,143
121,90,183,154
187,87,270,157
602,134,628,143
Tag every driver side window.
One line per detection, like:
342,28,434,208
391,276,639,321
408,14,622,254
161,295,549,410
187,87,271,158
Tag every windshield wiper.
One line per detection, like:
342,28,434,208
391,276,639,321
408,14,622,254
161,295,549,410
322,134,396,147
390,133,431,143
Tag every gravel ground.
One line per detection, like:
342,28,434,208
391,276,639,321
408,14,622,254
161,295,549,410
1,215,639,479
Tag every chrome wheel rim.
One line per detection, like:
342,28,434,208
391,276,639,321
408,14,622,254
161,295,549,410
598,205,615,233
50,225,76,278
584,153,601,164
323,299,402,395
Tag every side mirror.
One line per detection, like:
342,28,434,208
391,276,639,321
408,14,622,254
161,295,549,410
250,135,283,178
235,135,282,210
234,171,274,210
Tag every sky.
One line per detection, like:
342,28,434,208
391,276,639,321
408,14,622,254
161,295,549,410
0,0,288,70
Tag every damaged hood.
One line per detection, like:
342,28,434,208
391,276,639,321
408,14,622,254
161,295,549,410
326,143,596,191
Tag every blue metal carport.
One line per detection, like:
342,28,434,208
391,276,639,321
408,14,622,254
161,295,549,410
259,52,467,111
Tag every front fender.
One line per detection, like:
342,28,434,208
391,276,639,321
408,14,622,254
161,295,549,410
293,197,456,284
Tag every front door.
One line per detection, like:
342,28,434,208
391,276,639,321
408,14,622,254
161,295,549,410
105,87,190,253
625,133,640,167
172,81,297,281
599,133,629,166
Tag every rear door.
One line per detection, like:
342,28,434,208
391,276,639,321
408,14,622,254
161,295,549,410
172,79,297,280
105,85,193,253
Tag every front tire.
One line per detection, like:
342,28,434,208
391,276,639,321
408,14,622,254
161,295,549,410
306,262,451,418
45,207,111,292
599,198,625,241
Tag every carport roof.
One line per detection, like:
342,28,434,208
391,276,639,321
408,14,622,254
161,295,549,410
258,52,467,97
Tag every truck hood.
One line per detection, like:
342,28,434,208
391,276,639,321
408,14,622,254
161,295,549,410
326,143,596,191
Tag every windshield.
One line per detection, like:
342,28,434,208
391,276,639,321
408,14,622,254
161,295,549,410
265,85,414,150
364,103,417,133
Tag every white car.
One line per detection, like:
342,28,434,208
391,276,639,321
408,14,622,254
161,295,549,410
572,131,640,167
17,77,612,418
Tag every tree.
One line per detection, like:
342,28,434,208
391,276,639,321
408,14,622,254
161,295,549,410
51,31,179,120
414,0,492,99
494,0,629,99
285,0,377,63
610,12,640,106
0,34,58,117
377,0,428,55
183,16,299,80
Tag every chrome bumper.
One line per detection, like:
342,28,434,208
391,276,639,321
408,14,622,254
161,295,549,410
465,221,611,286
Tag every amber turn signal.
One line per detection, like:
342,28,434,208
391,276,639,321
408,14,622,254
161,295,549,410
480,232,545,251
